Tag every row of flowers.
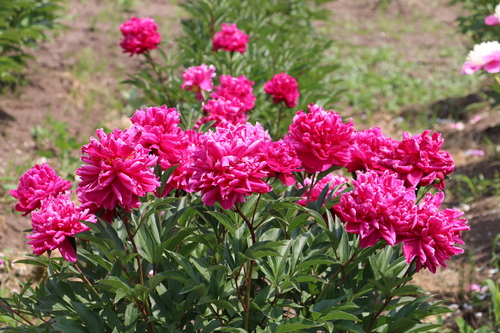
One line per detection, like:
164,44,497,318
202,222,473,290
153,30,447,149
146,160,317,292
11,101,466,273
9,16,468,276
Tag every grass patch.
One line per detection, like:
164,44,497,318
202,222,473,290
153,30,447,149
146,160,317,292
331,43,482,118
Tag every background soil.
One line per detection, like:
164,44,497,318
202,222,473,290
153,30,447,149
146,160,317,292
1,0,499,330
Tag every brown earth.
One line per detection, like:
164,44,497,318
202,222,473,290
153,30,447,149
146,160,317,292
1,0,499,331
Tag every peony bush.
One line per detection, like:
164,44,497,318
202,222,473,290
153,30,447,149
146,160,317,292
0,1,469,332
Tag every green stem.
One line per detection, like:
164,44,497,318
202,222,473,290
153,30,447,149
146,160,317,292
315,253,357,303
144,51,175,107
123,214,144,285
244,260,255,332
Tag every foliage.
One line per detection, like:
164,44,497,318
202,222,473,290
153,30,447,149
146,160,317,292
31,116,84,181
0,183,451,332
452,0,500,43
124,0,343,138
0,0,65,88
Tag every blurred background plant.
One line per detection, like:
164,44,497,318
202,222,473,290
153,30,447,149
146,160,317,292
0,0,66,90
124,0,344,139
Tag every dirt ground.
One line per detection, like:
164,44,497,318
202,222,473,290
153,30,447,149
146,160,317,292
0,0,499,331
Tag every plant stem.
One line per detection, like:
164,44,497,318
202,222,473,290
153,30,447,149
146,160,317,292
144,51,174,107
235,203,256,244
123,214,144,285
244,260,255,332
315,253,357,303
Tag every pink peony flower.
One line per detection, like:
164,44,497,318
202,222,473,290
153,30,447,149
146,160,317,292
76,127,160,211
285,103,356,173
27,193,96,262
160,129,201,195
189,123,273,209
298,173,348,207
213,23,249,54
195,98,247,128
120,17,161,56
462,41,500,74
181,64,216,101
379,130,455,190
264,72,300,108
10,164,72,216
334,170,418,248
400,192,469,273
345,127,397,173
485,5,500,26
264,140,303,186
211,75,256,112
130,106,188,170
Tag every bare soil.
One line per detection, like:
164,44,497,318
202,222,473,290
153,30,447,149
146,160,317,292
1,0,499,331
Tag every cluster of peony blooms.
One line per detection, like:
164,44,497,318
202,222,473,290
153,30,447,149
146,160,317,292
180,23,300,125
10,164,96,262
11,102,467,273
462,4,500,74
10,19,468,274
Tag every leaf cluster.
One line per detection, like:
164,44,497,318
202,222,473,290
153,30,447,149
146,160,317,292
0,0,65,88
0,186,449,332
451,0,500,44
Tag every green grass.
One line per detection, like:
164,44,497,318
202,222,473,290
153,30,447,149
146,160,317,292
330,43,482,119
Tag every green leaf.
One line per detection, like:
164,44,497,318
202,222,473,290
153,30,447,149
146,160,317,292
275,318,322,333
71,301,105,333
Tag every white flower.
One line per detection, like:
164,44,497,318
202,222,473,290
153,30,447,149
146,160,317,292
466,41,500,65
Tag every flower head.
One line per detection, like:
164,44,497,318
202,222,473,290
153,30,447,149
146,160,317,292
485,4,500,26
120,17,161,56
211,75,256,112
130,106,188,170
213,23,249,54
400,192,469,273
462,41,500,74
379,130,454,190
264,72,300,108
189,123,272,209
10,164,72,216
334,170,417,248
181,64,216,101
76,127,160,211
298,173,348,207
196,98,247,129
345,127,397,173
27,193,96,262
264,140,303,186
285,103,355,173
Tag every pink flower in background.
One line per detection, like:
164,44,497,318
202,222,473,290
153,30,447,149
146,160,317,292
462,41,500,74
264,72,300,108
130,106,188,170
10,164,72,216
264,140,303,186
27,193,96,262
120,17,161,56
485,4,500,26
285,103,355,173
400,192,469,273
449,122,465,131
213,23,249,54
189,123,272,209
76,127,160,211
379,130,455,190
464,149,485,157
334,171,417,248
211,75,256,112
470,115,483,124
181,64,216,101
345,127,397,173
195,98,247,128
298,173,348,207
